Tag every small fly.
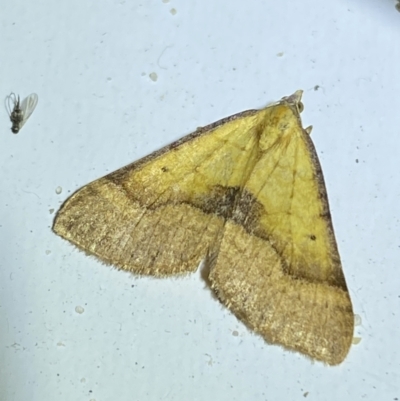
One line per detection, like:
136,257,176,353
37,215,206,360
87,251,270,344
5,92,38,134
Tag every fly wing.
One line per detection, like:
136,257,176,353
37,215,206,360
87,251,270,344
5,93,18,116
20,93,38,127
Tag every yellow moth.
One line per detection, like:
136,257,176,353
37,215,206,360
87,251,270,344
53,91,354,365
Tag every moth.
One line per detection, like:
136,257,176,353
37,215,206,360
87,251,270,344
5,92,38,133
53,91,354,365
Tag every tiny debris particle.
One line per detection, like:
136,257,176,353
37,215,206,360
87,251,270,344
170,8,177,15
352,336,362,345
75,306,85,314
149,72,158,82
204,353,213,366
232,330,239,337
45,250,51,255
49,208,55,214
355,159,359,163
55,186,62,195
314,85,320,91
162,0,169,2
276,52,284,57
303,391,309,398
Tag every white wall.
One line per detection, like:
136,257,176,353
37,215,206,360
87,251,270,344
1,1,400,400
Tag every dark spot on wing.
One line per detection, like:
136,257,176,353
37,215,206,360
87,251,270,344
193,185,241,219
